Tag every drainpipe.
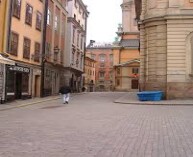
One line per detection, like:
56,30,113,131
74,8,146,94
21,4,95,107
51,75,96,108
6,0,13,52
40,0,48,97
4,0,14,102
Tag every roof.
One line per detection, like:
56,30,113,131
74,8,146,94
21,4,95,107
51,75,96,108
120,39,139,48
114,59,140,67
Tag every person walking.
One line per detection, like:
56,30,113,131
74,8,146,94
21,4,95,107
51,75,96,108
59,86,71,104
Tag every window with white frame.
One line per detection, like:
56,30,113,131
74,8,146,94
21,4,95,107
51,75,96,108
47,9,52,25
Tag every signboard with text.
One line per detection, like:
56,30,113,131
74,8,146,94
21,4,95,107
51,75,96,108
8,65,30,73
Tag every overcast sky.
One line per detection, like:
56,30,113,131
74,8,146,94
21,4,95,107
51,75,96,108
82,0,122,44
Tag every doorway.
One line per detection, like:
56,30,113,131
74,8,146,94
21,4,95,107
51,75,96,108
15,73,22,99
131,79,139,89
34,75,40,97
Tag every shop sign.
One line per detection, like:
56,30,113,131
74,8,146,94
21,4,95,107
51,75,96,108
8,65,30,73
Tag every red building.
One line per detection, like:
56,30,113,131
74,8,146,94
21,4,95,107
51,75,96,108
86,43,113,91
43,0,68,96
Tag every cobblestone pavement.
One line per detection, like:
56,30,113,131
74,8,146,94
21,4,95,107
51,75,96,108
0,92,193,157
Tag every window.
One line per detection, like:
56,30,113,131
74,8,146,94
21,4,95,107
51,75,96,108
117,68,121,75
99,54,106,62
99,72,105,78
61,17,65,36
34,42,40,62
25,4,33,25
23,37,31,59
100,63,105,67
47,9,52,25
72,27,75,43
36,12,42,31
134,18,137,26
77,32,80,47
116,79,120,86
75,0,78,8
10,32,19,56
81,35,84,50
54,16,59,31
91,54,96,60
110,54,113,62
46,42,51,59
13,0,21,18
132,68,139,74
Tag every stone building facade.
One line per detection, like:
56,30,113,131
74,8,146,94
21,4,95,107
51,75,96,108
65,0,89,92
135,0,193,99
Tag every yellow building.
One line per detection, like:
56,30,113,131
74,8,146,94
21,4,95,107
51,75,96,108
6,0,44,101
112,0,140,91
84,56,96,92
0,0,9,52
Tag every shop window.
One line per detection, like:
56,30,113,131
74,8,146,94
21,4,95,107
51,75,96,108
6,69,15,93
22,73,29,93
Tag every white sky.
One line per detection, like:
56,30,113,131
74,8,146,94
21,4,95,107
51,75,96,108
82,0,122,44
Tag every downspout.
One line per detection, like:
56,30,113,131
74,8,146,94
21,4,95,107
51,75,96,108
40,0,48,97
83,9,89,90
6,0,13,52
4,0,14,102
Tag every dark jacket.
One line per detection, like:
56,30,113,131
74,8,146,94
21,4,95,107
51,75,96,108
59,86,71,94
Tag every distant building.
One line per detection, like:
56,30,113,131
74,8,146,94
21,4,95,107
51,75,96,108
86,43,113,92
135,0,193,99
112,0,140,91
84,56,96,92
65,0,89,92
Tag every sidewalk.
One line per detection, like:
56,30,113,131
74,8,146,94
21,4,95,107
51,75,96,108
0,93,85,111
114,92,193,105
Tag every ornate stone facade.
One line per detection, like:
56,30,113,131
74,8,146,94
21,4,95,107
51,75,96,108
136,0,193,99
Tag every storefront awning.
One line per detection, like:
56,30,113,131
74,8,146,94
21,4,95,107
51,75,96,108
0,54,15,65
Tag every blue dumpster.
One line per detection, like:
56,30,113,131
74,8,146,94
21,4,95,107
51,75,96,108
137,91,163,101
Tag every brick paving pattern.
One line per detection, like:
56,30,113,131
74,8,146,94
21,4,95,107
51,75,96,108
0,92,193,157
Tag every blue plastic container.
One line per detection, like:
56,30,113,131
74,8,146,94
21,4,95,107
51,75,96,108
137,91,163,101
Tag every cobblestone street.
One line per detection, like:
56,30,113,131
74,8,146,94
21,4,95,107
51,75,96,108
1,92,193,157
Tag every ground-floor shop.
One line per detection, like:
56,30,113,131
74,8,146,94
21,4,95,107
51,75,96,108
5,63,41,102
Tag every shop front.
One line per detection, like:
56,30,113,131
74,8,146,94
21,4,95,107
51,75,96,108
6,64,31,101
